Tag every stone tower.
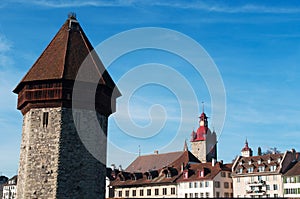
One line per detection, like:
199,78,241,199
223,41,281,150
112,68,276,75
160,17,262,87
190,111,217,162
13,14,120,198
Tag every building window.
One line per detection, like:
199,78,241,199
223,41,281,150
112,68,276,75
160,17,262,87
132,190,136,196
248,167,254,173
224,182,229,189
238,168,243,174
258,175,262,181
189,182,193,188
273,184,278,190
195,193,199,198
184,171,189,179
185,193,188,198
118,191,122,197
171,187,176,195
224,192,229,197
140,189,144,196
125,190,129,197
266,194,270,198
216,192,220,197
227,172,231,178
163,188,167,195
43,112,49,127
155,188,159,195
200,193,204,197
205,181,209,187
194,182,198,188
258,159,261,164
215,181,220,188
189,193,193,198
274,194,278,198
147,189,151,196
266,185,270,190
200,182,203,188
250,176,255,183
258,166,265,172
221,172,226,177
237,177,240,183
206,192,209,197
270,165,277,172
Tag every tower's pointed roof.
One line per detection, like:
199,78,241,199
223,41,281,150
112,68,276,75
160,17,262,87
14,14,118,94
241,138,252,152
183,139,188,151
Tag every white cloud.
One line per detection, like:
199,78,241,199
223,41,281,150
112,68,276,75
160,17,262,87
6,0,300,14
0,34,13,68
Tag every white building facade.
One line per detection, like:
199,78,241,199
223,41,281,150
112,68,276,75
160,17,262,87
232,141,297,198
2,176,17,199
283,161,300,198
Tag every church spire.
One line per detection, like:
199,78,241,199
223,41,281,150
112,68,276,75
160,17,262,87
241,138,253,157
183,139,188,151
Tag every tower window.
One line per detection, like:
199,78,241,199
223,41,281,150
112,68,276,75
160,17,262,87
43,112,49,127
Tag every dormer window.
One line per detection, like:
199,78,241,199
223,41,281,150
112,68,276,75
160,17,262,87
166,173,172,178
257,159,261,164
268,159,271,164
248,167,254,173
270,165,277,172
239,161,243,165
183,171,189,179
147,175,152,180
199,170,204,178
248,161,252,165
258,166,265,172
277,158,281,163
238,168,243,174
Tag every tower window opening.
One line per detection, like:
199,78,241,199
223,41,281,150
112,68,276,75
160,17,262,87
43,112,49,127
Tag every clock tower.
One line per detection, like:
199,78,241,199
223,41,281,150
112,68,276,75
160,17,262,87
190,111,217,162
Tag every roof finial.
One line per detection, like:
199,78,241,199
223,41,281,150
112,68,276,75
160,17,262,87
68,12,77,20
202,101,204,113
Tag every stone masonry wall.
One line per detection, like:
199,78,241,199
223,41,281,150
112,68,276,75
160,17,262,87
16,107,108,199
56,108,107,198
17,107,61,198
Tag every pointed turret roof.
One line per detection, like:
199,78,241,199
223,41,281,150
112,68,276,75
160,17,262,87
14,14,118,94
183,139,188,151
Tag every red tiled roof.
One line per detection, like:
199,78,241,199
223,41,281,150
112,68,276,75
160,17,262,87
233,153,283,175
284,161,300,176
14,16,118,93
110,150,200,187
177,162,232,182
126,151,186,173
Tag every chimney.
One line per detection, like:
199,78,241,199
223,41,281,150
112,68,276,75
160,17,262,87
220,160,223,165
111,164,116,171
118,165,122,171
212,158,216,167
154,150,159,154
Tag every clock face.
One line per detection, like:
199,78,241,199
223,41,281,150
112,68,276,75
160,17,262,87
200,121,204,126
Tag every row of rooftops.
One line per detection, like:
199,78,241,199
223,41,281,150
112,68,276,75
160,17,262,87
108,150,232,187
109,140,300,188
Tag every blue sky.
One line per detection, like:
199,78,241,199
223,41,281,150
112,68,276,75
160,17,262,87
0,0,300,177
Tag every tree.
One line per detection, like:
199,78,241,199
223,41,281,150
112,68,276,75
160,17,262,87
258,147,262,156
262,147,281,155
